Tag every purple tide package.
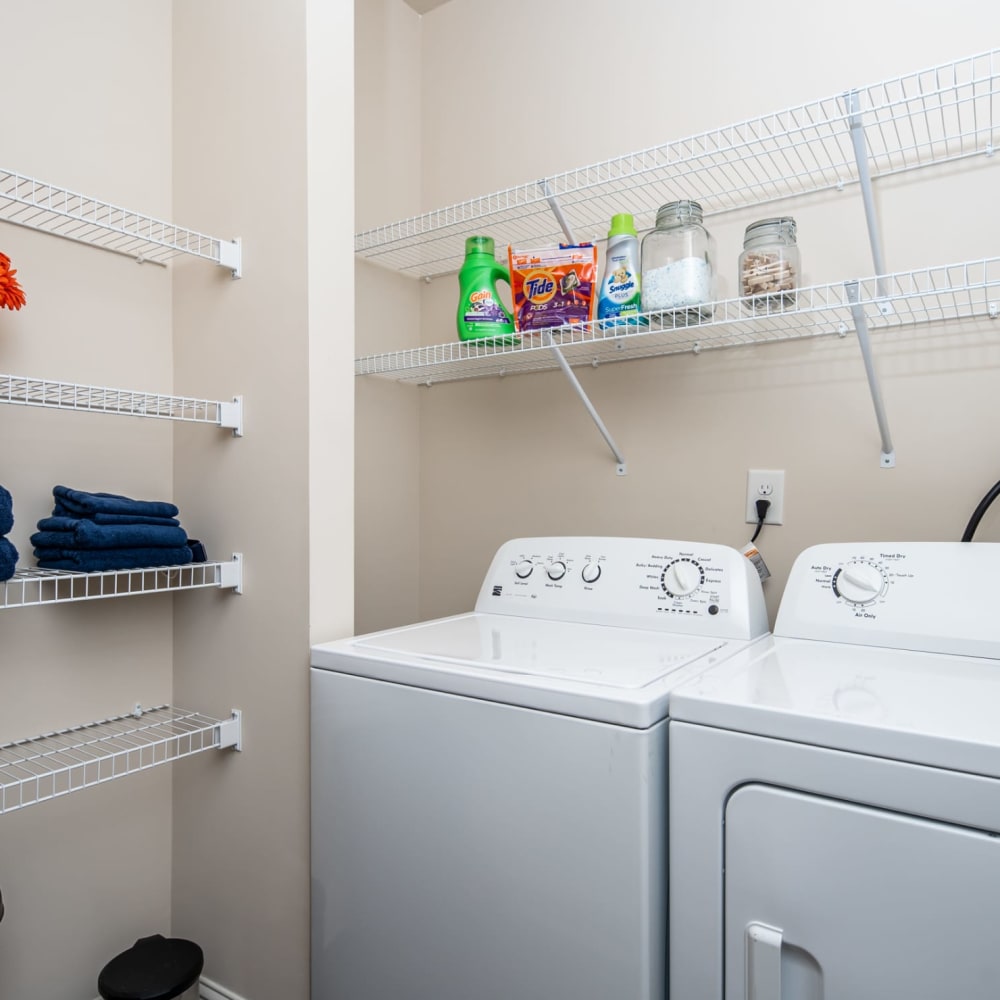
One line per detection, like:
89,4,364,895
507,243,598,333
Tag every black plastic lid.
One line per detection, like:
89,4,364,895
98,934,204,1000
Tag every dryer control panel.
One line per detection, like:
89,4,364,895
776,541,1000,658
475,537,769,640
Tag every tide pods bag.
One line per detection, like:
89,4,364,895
508,243,597,333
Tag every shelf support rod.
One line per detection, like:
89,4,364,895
537,180,627,475
845,280,895,468
843,90,891,309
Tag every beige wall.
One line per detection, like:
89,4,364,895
0,2,353,998
356,1,1000,632
0,4,175,999
355,0,424,634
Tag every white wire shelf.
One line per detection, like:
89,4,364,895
0,168,241,277
356,258,1000,384
356,49,999,278
0,705,242,815
0,374,244,435
1,555,243,609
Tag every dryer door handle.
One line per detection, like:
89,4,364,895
745,922,783,1000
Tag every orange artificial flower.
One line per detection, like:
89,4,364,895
0,252,26,310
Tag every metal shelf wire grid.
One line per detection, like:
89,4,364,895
0,706,228,814
0,374,238,428
355,258,1000,384
356,49,999,278
1,560,238,609
0,168,240,272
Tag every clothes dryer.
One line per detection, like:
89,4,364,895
311,536,768,1000
669,541,1000,1000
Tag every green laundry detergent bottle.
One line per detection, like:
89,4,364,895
457,236,516,343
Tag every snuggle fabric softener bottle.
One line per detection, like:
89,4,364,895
457,236,516,343
597,213,645,328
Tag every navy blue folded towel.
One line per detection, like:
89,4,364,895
33,546,193,573
32,519,188,550
51,502,179,527
0,538,17,581
0,485,12,537
52,485,179,520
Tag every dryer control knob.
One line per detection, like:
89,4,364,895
546,561,567,581
515,560,534,579
834,562,885,604
581,562,602,584
662,560,702,597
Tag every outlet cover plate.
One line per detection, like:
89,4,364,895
746,469,785,525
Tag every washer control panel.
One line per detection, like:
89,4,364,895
475,537,769,640
776,542,1000,657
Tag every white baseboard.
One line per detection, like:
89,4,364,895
200,976,250,1000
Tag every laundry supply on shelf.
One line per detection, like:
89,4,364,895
597,213,646,330
0,484,12,536
640,200,715,318
32,486,195,573
0,537,18,581
739,216,800,312
52,484,179,520
508,243,597,333
31,518,189,550
31,546,194,573
0,484,18,580
456,236,517,343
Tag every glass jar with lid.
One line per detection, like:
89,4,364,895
640,200,715,319
739,217,800,312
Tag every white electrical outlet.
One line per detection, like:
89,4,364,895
746,469,785,525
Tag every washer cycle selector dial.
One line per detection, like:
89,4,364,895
515,560,534,579
546,561,567,581
833,561,886,604
581,562,602,584
662,559,704,597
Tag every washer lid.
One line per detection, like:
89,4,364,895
670,636,1000,778
311,612,744,727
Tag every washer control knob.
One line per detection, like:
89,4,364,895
515,560,534,579
662,560,702,597
546,561,567,581
581,562,602,584
833,562,885,604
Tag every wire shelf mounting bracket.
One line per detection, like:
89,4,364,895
538,180,627,475
219,553,244,594
218,237,242,279
216,709,243,751
845,279,895,468
219,395,244,436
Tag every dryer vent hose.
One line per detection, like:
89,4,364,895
961,479,1000,542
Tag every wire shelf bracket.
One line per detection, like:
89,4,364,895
0,374,245,435
1,555,244,609
0,168,242,277
845,280,895,468
537,184,627,475
0,704,242,816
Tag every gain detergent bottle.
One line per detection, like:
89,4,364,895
597,213,645,329
457,236,516,344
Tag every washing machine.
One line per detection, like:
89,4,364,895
668,541,1000,1000
311,536,768,1000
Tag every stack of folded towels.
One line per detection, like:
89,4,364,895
0,485,17,581
31,485,196,573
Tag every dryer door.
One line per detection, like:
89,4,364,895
724,785,1000,1000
